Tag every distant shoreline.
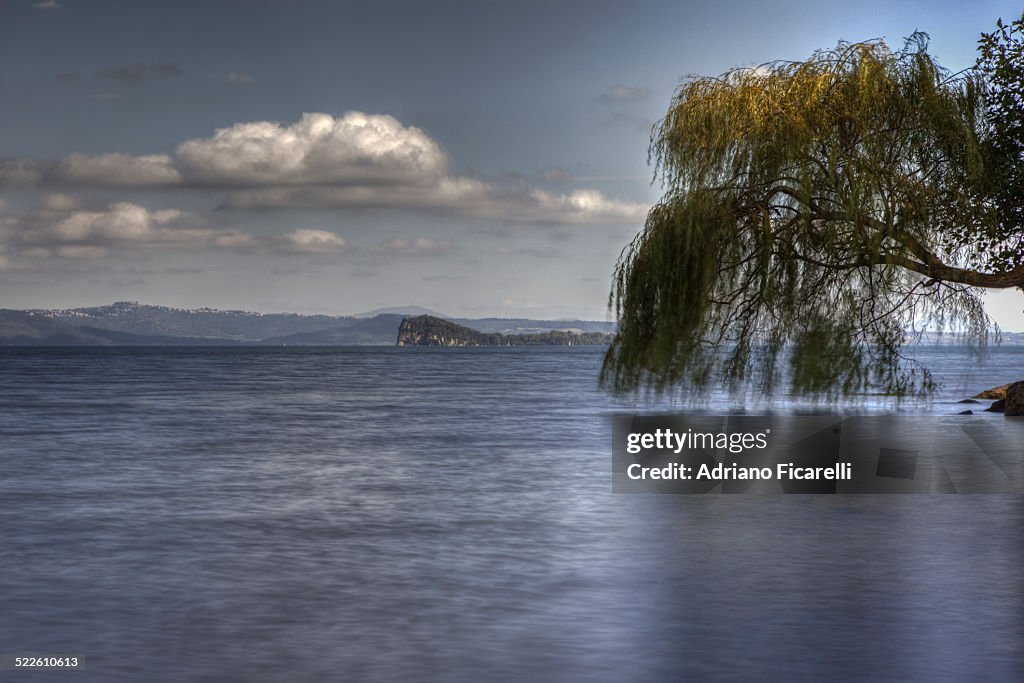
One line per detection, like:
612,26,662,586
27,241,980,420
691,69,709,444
0,302,616,347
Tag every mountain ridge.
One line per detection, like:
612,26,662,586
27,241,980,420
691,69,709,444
2,302,616,346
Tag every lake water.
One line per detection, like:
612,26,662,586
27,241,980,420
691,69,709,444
1,346,1022,681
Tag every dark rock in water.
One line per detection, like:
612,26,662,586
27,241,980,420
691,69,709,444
958,410,974,415
957,399,980,404
974,384,1010,399
1005,382,1024,417
985,399,1006,413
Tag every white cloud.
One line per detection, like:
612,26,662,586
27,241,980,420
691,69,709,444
221,179,646,225
54,154,182,187
0,113,442,190
43,203,201,245
42,193,78,211
225,72,255,84
0,198,362,259
0,112,649,225
527,189,648,224
175,112,447,186
376,237,455,256
32,0,62,9
4,201,231,257
280,229,348,252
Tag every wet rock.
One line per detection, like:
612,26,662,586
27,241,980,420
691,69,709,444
957,398,980,404
1005,382,1024,417
958,410,974,415
985,399,1006,413
974,384,1010,399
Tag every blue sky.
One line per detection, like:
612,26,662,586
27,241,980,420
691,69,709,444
1,0,1022,328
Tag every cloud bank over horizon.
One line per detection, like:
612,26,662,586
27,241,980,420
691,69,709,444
0,112,648,226
0,197,354,263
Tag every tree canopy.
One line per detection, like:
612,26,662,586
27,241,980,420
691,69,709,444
601,20,1024,400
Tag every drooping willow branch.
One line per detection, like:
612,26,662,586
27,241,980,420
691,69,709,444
602,33,1024,399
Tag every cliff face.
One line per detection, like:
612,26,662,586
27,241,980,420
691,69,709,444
396,316,491,346
396,315,612,347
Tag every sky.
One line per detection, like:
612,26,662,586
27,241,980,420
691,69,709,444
1,0,1023,328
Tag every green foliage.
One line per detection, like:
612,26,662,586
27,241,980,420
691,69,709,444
602,27,1024,400
978,14,1024,248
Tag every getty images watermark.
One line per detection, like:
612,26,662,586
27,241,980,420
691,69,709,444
611,414,1024,493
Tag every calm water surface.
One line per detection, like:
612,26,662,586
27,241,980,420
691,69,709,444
0,347,1022,681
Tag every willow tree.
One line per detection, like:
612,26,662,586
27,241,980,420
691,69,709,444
602,25,1024,400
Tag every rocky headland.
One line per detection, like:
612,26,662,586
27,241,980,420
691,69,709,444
974,381,1024,416
396,315,612,347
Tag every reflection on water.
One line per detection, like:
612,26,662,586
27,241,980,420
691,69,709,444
0,347,1021,681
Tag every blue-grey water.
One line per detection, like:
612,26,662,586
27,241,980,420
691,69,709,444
1,346,1022,682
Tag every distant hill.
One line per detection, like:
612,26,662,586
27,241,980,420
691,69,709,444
4,302,1021,347
40,301,356,341
0,302,617,346
396,315,613,347
0,310,117,346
